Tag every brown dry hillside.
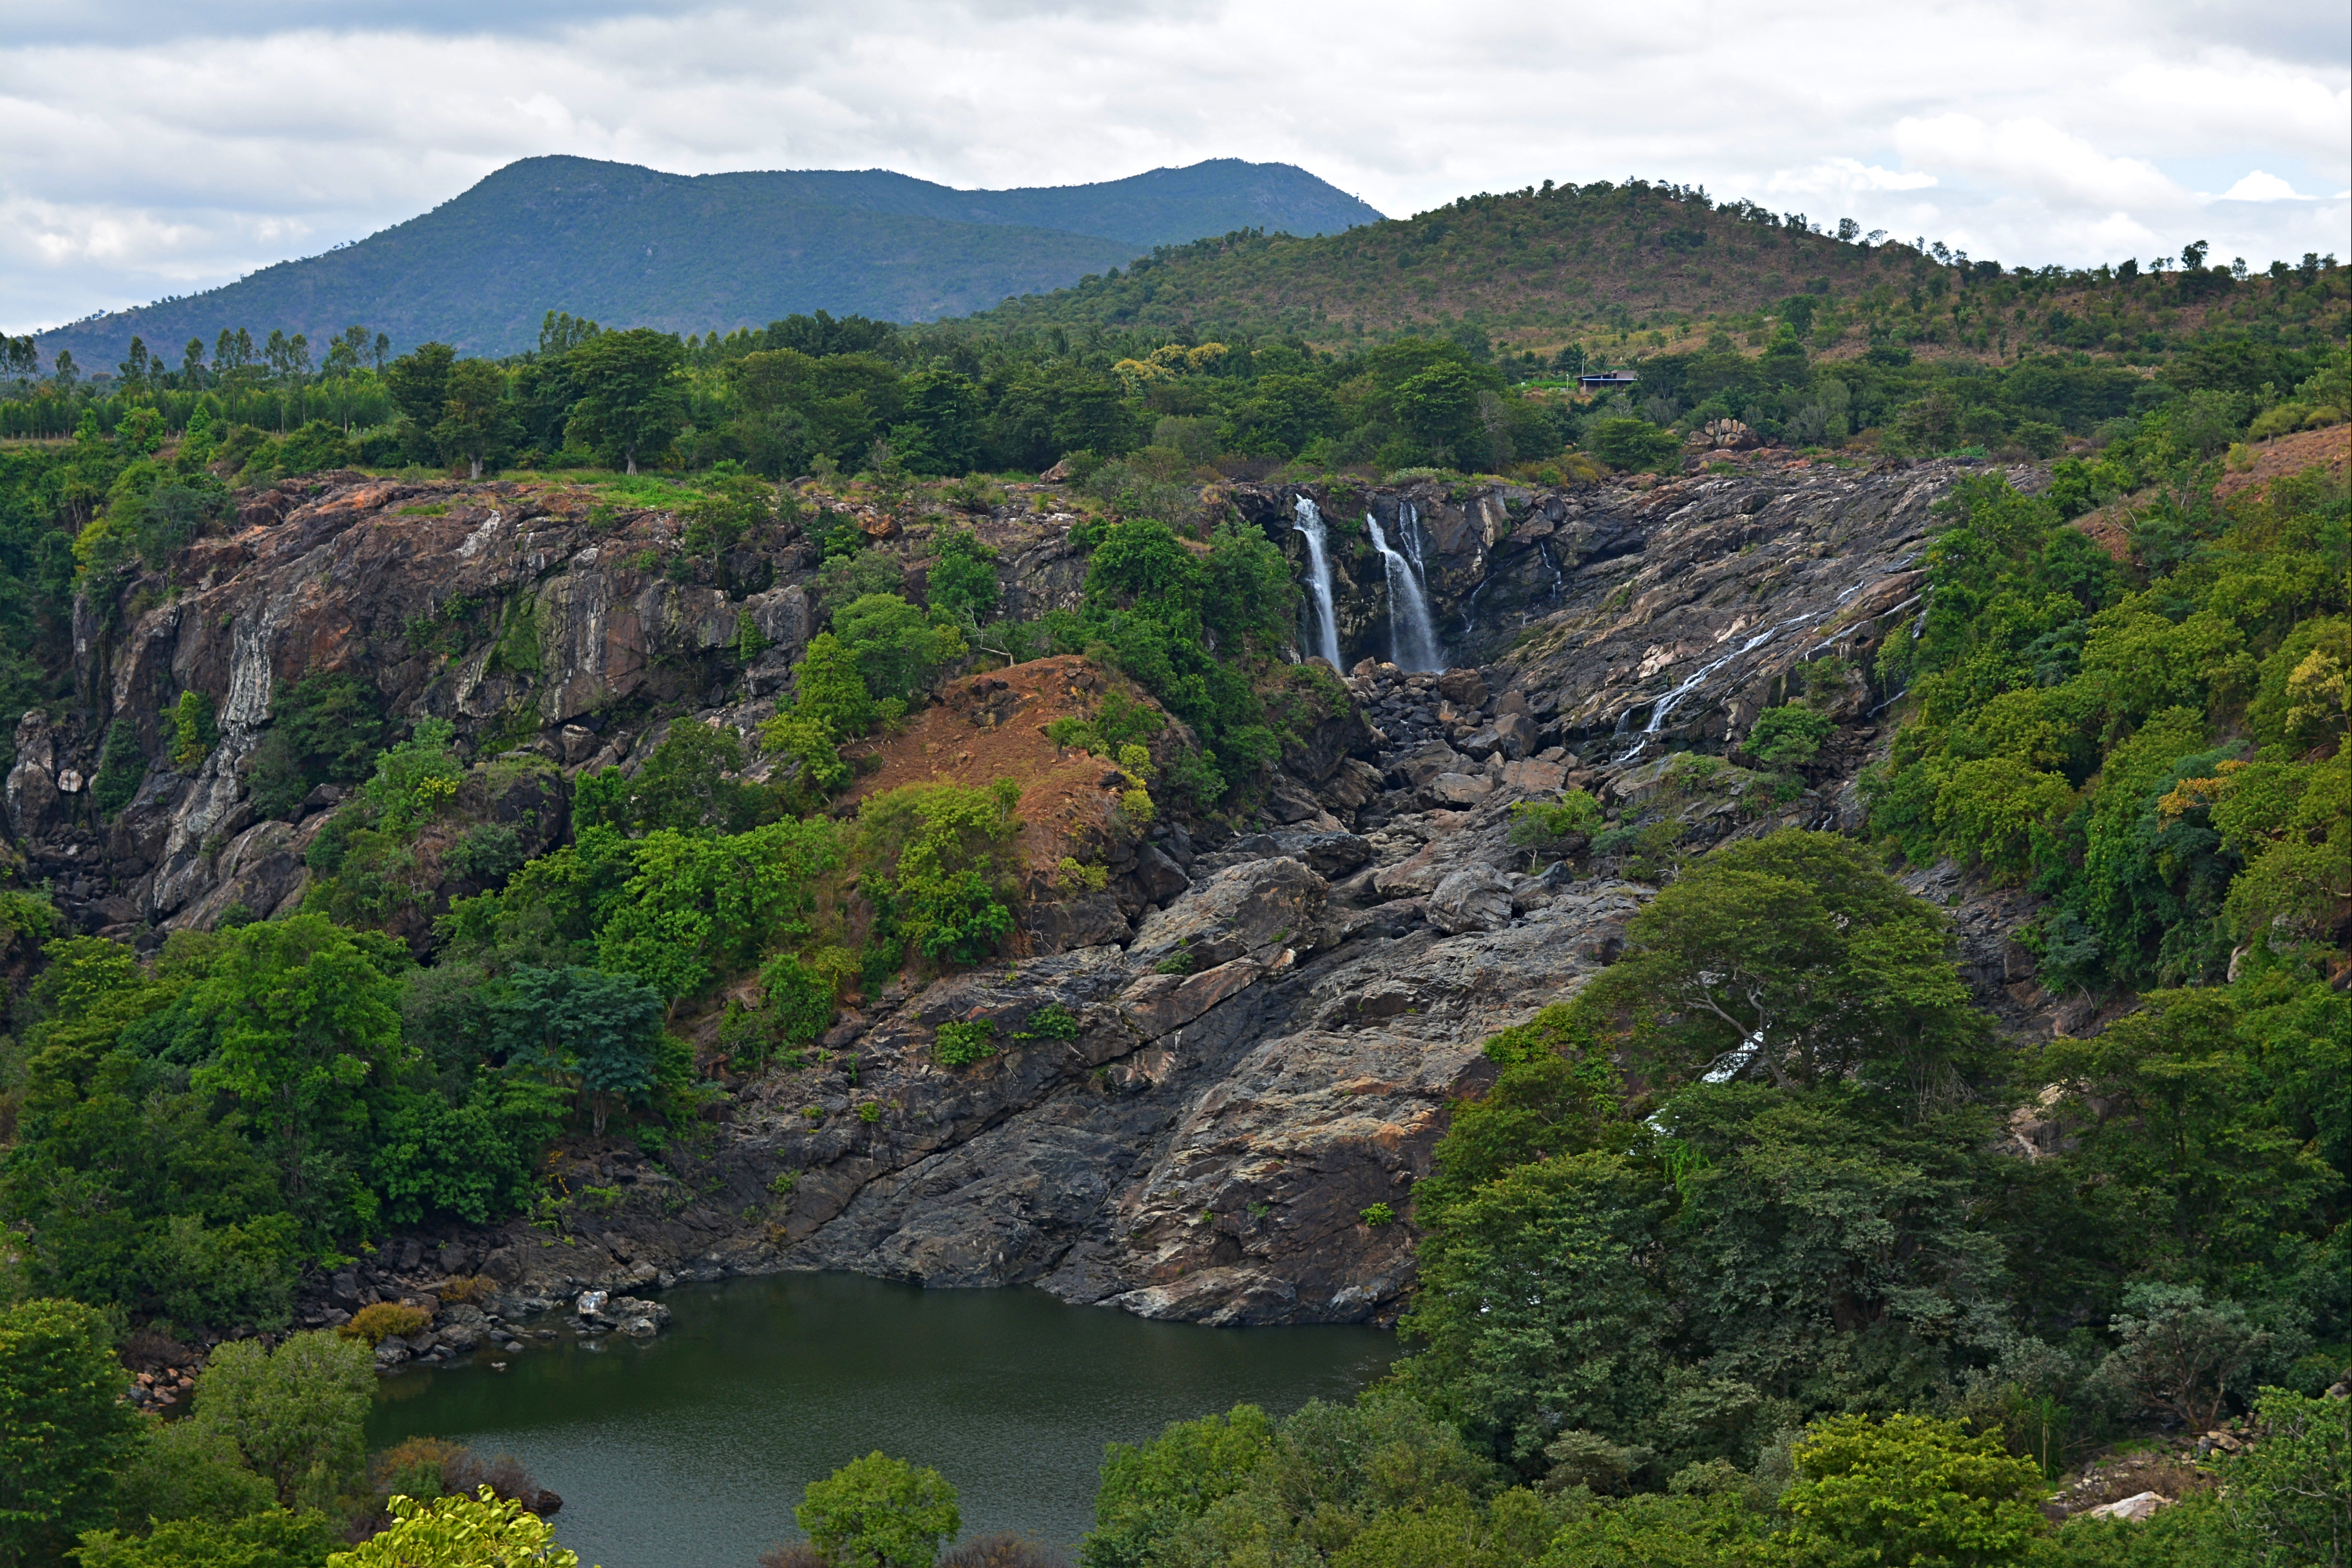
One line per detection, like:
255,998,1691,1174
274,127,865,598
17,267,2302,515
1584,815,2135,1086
2072,423,2349,559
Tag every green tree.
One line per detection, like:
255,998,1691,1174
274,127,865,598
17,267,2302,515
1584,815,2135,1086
490,966,666,1134
565,328,688,473
590,817,843,1002
189,1330,374,1512
926,530,1000,629
435,358,515,480
1393,361,1482,460
1085,1405,1275,1568
892,368,982,475
1575,830,1987,1093
184,915,408,1226
2089,1283,2282,1432
833,593,966,707
1399,1151,1668,1469
107,1408,278,1527
2213,1387,2349,1567
578,717,767,836
0,1298,141,1567
796,1452,961,1568
385,343,457,455
1768,1413,2046,1568
246,671,389,821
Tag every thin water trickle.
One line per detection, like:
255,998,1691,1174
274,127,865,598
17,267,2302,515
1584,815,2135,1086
1364,510,1444,671
1614,622,1790,763
1291,497,1344,669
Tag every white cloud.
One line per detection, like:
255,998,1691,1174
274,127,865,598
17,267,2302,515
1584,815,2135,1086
4,0,2349,332
2220,170,2310,201
1763,159,1939,199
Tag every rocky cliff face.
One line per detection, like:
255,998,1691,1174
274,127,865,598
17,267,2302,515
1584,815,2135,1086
11,457,2068,1328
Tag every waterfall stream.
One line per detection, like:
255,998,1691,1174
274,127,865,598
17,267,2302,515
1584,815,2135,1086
1291,497,1344,669
1364,509,1445,671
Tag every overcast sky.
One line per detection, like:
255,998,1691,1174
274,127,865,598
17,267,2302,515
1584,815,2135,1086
3,0,2346,334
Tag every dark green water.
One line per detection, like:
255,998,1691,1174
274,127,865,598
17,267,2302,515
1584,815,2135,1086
366,1273,1396,1568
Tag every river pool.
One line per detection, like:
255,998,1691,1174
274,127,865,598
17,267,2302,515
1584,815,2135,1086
365,1272,1397,1568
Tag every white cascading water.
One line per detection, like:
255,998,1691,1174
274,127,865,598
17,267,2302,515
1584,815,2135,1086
1364,510,1445,671
1615,621,1790,763
1291,497,1344,669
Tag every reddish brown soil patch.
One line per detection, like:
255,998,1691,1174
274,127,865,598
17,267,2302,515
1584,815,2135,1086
841,655,1163,877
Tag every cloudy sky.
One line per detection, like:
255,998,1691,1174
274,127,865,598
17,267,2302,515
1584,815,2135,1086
3,0,2346,334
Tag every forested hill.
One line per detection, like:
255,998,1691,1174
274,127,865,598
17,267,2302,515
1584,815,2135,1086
959,177,2313,361
30,156,1383,365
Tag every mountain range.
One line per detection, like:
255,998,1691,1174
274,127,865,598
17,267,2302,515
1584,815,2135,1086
34,156,1382,366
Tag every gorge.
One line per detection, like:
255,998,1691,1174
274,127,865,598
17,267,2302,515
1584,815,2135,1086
6,452,2071,1332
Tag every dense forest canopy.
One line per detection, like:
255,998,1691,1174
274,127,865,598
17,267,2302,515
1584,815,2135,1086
0,177,2342,1567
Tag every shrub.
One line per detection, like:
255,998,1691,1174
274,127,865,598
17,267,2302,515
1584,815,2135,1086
1360,1203,1396,1227
1584,416,1683,472
434,1275,495,1305
332,1487,580,1568
445,823,526,886
169,689,218,771
369,1435,466,1503
93,717,146,816
855,779,1024,968
1017,1004,1082,1042
1507,790,1603,850
935,1019,997,1067
1770,1413,2046,1567
756,952,839,1055
336,1303,429,1347
1748,704,1836,767
363,717,463,834
940,1535,1073,1568
245,670,388,820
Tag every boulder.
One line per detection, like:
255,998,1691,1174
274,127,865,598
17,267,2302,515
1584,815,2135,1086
1436,668,1489,707
1205,832,1372,879
1265,775,1335,827
2085,1493,2171,1523
1419,772,1493,810
1428,866,1515,935
1131,857,1327,970
1119,959,1267,1042
1493,712,1537,759
1020,890,1131,955
1132,844,1190,905
1317,758,1385,814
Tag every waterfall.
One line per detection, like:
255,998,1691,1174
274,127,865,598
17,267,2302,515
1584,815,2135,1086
1291,497,1344,669
1364,510,1445,671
